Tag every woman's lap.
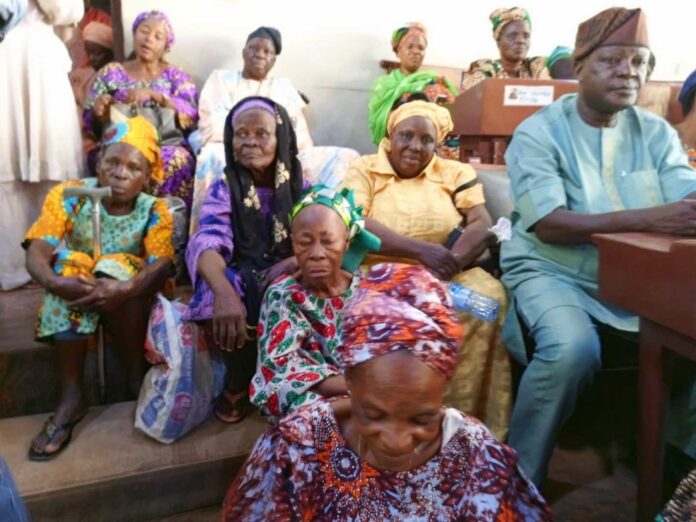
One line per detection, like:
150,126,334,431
445,267,511,441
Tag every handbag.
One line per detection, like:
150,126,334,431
110,103,184,147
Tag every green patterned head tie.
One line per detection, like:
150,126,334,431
546,46,573,68
490,7,531,40
289,185,381,272
390,22,427,52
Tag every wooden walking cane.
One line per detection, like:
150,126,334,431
63,185,112,401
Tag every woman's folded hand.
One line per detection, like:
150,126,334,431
417,243,460,281
67,278,129,312
49,275,96,302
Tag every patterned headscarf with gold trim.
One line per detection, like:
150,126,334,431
490,7,531,41
101,115,164,183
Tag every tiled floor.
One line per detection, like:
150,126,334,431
546,446,636,521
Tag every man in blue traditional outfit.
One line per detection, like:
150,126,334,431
501,7,696,485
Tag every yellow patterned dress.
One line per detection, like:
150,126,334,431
341,148,511,440
24,178,174,340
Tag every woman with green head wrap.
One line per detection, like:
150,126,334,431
546,45,575,79
462,7,550,91
368,22,458,147
249,184,380,421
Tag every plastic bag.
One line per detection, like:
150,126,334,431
135,294,226,444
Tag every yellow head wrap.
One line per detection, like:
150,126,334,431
386,100,453,145
101,116,164,183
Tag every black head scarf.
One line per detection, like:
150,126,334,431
223,96,303,322
246,26,282,55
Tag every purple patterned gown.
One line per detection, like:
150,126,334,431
183,178,310,322
83,62,199,208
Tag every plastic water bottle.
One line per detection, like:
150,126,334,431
448,282,500,323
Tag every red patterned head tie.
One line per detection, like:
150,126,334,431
340,263,464,379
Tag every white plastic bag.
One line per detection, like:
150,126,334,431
135,294,226,444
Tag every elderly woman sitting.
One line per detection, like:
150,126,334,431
250,185,380,420
368,22,458,147
184,97,307,423
341,100,510,440
83,10,198,208
224,264,551,521
191,26,358,231
462,7,550,91
24,116,175,460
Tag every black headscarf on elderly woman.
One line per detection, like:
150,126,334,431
222,96,304,322
246,26,282,55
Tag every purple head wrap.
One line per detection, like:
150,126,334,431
231,98,277,126
132,10,175,51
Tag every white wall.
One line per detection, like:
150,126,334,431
123,0,696,154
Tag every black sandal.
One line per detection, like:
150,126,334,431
214,390,249,424
28,413,86,462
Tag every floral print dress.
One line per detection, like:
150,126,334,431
83,62,199,208
23,178,174,339
223,400,552,521
250,274,359,420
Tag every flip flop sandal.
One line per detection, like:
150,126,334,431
214,390,250,424
28,412,86,462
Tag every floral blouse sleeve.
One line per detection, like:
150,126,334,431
250,276,343,420
184,180,234,288
82,63,117,134
142,198,175,264
23,181,85,249
163,65,199,131
461,59,499,91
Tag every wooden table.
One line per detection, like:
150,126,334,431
593,232,696,522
